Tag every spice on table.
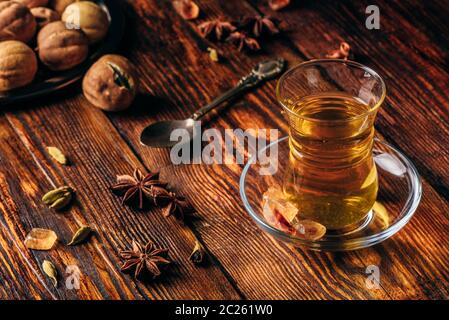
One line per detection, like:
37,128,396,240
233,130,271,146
198,19,237,41
226,32,261,52
162,192,195,221
47,146,67,165
240,15,280,38
67,225,92,246
173,0,199,20
207,47,219,62
326,42,351,60
189,240,206,265
24,228,58,250
42,186,73,211
120,240,171,280
268,0,290,11
42,260,58,287
111,168,167,209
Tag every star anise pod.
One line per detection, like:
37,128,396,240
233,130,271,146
326,42,352,60
240,16,280,38
198,19,237,41
226,31,261,52
120,240,170,280
162,192,195,221
111,168,167,209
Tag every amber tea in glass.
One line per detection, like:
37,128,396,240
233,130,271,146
277,60,386,231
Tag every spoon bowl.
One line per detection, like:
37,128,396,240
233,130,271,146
140,119,195,148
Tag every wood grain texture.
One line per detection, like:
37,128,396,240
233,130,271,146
0,87,241,299
0,0,448,299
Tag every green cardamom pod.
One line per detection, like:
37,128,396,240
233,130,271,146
42,260,58,287
42,186,73,211
68,226,92,246
47,146,68,165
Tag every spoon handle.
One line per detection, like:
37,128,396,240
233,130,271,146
190,58,285,121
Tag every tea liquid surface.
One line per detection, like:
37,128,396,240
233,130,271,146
284,93,378,230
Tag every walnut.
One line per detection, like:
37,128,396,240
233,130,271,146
37,21,89,71
31,7,60,30
62,1,109,44
0,41,38,92
0,1,37,43
14,0,49,8
82,55,137,112
48,0,77,14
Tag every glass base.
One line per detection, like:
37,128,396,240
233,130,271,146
240,137,422,251
326,210,374,237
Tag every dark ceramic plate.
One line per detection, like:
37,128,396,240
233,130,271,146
0,0,125,107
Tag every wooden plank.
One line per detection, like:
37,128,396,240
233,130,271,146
1,88,241,299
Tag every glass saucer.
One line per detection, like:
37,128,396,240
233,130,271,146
239,137,422,251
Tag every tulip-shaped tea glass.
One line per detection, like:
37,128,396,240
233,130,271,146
277,60,386,232
240,59,422,250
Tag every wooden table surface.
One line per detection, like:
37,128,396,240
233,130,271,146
1,0,448,300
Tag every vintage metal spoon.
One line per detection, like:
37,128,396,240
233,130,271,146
140,58,285,148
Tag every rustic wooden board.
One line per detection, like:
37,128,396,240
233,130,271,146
0,0,448,299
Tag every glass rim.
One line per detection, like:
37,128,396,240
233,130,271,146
276,59,387,123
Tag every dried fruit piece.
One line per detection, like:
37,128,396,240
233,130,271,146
42,186,74,211
82,55,137,112
173,0,199,20
268,0,290,11
24,228,58,250
326,42,351,60
37,21,89,71
31,7,60,30
189,240,205,265
0,41,38,92
15,0,49,8
262,186,326,240
42,260,58,287
62,1,110,44
198,19,236,41
226,32,261,52
68,225,92,246
47,146,68,165
292,220,326,241
111,168,168,208
262,186,298,233
207,47,219,62
0,1,37,43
